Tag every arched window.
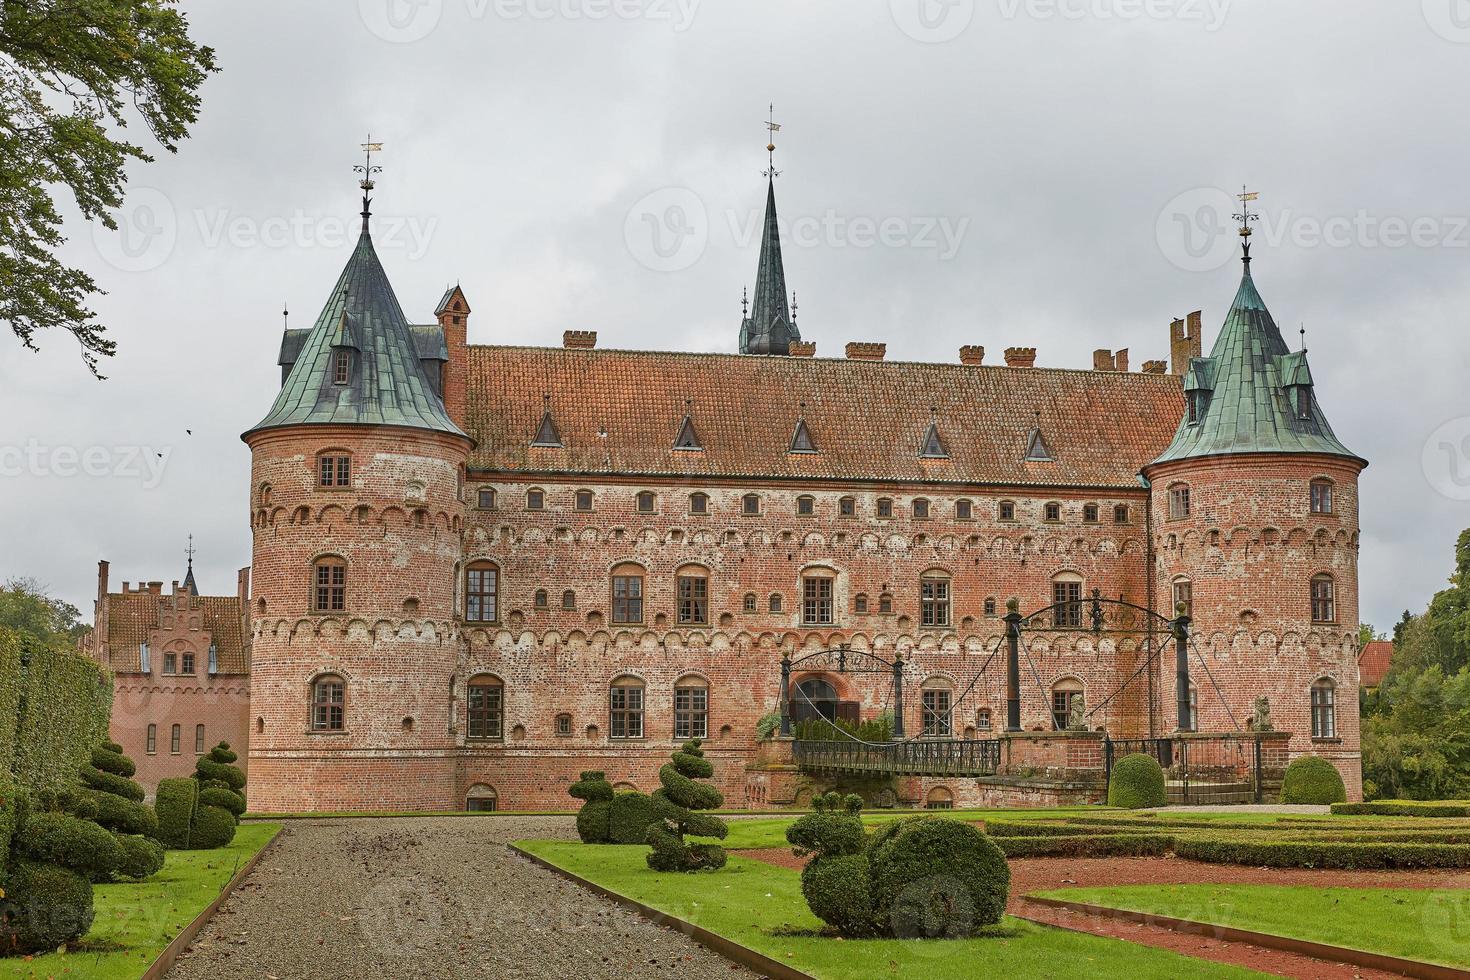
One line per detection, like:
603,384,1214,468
921,677,953,737
1052,573,1083,628
146,723,157,754
853,593,869,614
170,724,181,754
258,483,272,507
311,674,345,731
676,564,709,625
610,676,644,739
920,570,951,628
674,677,709,739
611,563,644,624
554,713,572,736
1172,577,1193,618
1051,677,1084,730
743,592,758,613
575,489,594,511
526,487,545,510
955,498,973,520
796,494,816,517
466,784,498,812
333,349,351,385
636,490,656,513
801,570,834,626
925,787,954,810
194,724,205,753
467,675,503,740
1311,678,1337,738
912,498,931,520
1168,483,1190,520
689,492,709,514
876,497,894,518
839,496,856,517
742,493,761,515
878,592,893,614
793,677,837,723
312,557,346,612
1311,574,1336,623
769,593,784,614
1043,502,1061,523
317,451,351,488
1310,479,1334,515
465,562,499,623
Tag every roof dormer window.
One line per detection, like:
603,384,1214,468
1186,390,1210,425
333,349,351,386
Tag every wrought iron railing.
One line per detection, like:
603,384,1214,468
1104,735,1262,805
793,738,1002,777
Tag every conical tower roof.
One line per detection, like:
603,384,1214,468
739,177,799,355
245,220,467,440
1149,258,1361,468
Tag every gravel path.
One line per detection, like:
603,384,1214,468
168,816,755,979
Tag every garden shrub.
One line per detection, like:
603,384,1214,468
80,764,145,802
647,739,728,872
90,744,135,779
15,811,122,883
114,833,166,880
0,860,95,954
200,785,247,816
83,740,161,871
190,804,238,850
992,833,1173,859
155,777,199,849
1280,756,1348,805
1107,753,1167,809
786,792,874,935
1174,836,1470,869
607,791,656,845
868,817,1010,938
1332,800,1470,817
569,771,614,843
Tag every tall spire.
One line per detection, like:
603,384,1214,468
739,106,800,356
182,534,198,594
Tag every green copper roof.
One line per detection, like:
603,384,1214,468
1150,259,1361,468
739,177,799,355
246,224,468,441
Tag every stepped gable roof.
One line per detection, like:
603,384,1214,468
103,592,247,674
463,345,1184,489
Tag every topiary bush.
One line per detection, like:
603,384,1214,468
1108,753,1168,809
607,791,656,845
114,833,166,880
154,777,199,849
569,771,615,843
15,811,123,884
1280,756,1348,805
81,740,161,877
153,743,246,851
868,817,1010,938
0,860,95,954
786,792,874,935
190,804,238,850
647,739,728,872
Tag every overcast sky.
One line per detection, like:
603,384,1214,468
3,0,1467,632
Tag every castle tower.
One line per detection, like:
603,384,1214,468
241,148,474,811
1142,214,1366,797
739,107,800,355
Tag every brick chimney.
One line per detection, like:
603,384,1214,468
1142,359,1167,374
959,345,985,366
563,330,597,349
845,342,886,361
787,341,816,357
1170,311,1202,375
1092,348,1130,372
436,286,471,429
1004,347,1037,368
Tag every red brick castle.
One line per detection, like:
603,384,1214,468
235,159,1364,811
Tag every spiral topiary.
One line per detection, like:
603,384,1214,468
1279,755,1348,805
81,741,161,876
646,739,728,872
569,771,615,843
1107,752,1168,809
786,792,874,935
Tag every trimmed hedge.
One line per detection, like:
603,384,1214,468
155,777,199,849
200,786,247,817
569,772,615,843
90,788,159,837
1175,836,1470,870
80,763,146,802
0,860,95,953
1108,753,1167,809
10,637,112,798
993,833,1174,859
90,745,135,778
647,740,727,872
1332,800,1470,818
1280,756,1348,805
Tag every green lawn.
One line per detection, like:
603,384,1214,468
517,840,1270,979
0,823,282,980
1033,884,1470,969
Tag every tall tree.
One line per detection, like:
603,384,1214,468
0,577,86,646
0,0,216,375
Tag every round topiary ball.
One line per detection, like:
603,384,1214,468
1107,752,1168,809
801,853,875,935
868,817,1010,938
190,805,238,849
575,799,612,843
0,861,95,952
1279,755,1347,805
114,834,167,879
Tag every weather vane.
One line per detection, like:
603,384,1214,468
185,533,195,567
763,104,781,179
1233,186,1259,260
355,135,383,228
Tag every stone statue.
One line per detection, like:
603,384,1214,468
1067,693,1088,731
1249,696,1273,732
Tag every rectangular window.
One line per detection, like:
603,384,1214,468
913,498,930,519
467,796,498,812
140,642,150,673
194,724,205,753
477,488,496,509
1173,580,1193,618
839,497,856,517
575,489,594,511
181,652,195,675
877,498,893,518
610,684,644,739
802,576,834,626
1311,482,1334,514
674,685,708,739
468,683,503,740
333,350,350,385
1114,504,1130,524
1043,502,1061,522
312,679,345,731
146,724,157,754
797,496,815,516
742,495,760,515
208,643,218,674
998,501,1015,522
955,499,972,520
318,455,350,487
921,689,952,737
1083,504,1099,524
465,566,498,623
315,562,346,612
689,494,708,514
976,708,992,732
1311,577,1336,623
1051,691,1078,730
555,714,572,736
612,575,643,624
527,489,544,510
163,652,177,675
1169,486,1190,519
677,574,708,625
1311,685,1337,738
920,577,951,628
1053,581,1083,628
170,724,181,754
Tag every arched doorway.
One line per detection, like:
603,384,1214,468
791,677,838,723
465,783,498,812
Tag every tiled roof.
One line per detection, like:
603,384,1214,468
105,593,248,674
1358,640,1393,688
464,346,1185,489
247,226,467,440
1151,260,1362,467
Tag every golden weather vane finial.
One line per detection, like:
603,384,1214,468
1233,186,1259,262
354,135,384,230
763,104,781,179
